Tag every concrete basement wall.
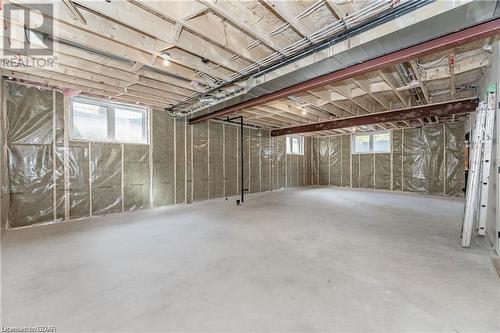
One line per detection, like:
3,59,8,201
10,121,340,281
311,123,466,197
0,80,313,229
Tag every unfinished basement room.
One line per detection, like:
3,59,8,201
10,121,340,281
1,0,500,332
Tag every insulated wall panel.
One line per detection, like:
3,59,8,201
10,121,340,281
186,124,192,204
153,111,175,206
288,154,298,187
375,153,391,190
359,154,374,189
6,83,56,227
298,155,304,187
8,145,54,227
445,122,465,196
250,129,261,193
273,136,286,190
193,122,208,202
240,128,250,193
209,121,224,199
351,154,360,188
329,136,341,186
124,144,149,211
91,143,122,216
392,130,403,191
312,139,319,185
175,120,186,204
318,138,329,185
224,124,238,197
261,130,271,192
304,137,312,185
341,135,351,187
403,126,445,195
68,142,90,219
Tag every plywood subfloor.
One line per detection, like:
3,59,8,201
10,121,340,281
1,187,499,332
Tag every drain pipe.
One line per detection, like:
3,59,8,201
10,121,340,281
226,116,247,205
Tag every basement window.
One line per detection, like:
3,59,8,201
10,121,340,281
352,131,391,154
70,97,148,144
286,135,304,155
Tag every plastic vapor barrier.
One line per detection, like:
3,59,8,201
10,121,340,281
175,120,186,204
261,130,272,192
341,135,351,187
91,144,122,216
329,136,341,186
311,123,466,197
124,145,150,211
209,121,224,199
192,122,209,202
1,81,314,228
250,129,261,193
318,138,329,185
153,110,175,206
224,124,238,197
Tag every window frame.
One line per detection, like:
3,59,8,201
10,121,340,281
70,96,149,144
286,135,304,155
352,130,391,154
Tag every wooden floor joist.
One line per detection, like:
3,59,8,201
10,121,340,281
270,98,478,136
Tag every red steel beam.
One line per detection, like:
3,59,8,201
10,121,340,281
271,98,478,136
189,18,500,124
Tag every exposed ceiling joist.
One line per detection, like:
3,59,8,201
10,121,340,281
189,18,500,124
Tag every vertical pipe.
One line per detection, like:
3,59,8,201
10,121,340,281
240,118,244,202
52,90,57,221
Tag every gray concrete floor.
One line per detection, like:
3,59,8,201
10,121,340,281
1,187,499,332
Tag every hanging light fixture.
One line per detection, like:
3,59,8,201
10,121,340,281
162,52,171,66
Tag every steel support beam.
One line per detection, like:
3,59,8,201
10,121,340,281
189,18,500,124
270,98,479,136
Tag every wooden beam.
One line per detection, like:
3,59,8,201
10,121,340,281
271,98,478,136
62,0,87,24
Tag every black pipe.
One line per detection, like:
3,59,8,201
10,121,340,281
226,116,245,204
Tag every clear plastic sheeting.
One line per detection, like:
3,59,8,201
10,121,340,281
359,154,374,189
272,136,286,190
312,123,466,197
124,145,150,211
8,145,56,227
392,130,403,191
153,111,175,206
6,82,53,145
209,122,224,199
445,122,465,196
341,135,351,187
91,144,122,216
224,124,238,197
329,137,341,186
192,122,208,202
260,130,272,192
250,129,261,193
1,81,314,228
403,126,444,195
175,120,186,204
68,142,90,219
318,138,329,185
375,154,391,190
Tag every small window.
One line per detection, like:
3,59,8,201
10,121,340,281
71,97,148,144
352,131,391,154
286,135,304,155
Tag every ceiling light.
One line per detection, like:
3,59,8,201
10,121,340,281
302,110,307,115
162,52,171,67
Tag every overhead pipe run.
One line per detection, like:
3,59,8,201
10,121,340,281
270,98,479,136
188,18,500,124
